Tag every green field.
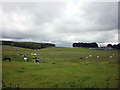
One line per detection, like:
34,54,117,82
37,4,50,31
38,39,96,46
2,45,119,88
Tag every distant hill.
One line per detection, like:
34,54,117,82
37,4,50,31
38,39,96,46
1,41,55,49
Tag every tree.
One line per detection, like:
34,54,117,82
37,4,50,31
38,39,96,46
2,41,55,49
107,44,113,47
73,42,98,48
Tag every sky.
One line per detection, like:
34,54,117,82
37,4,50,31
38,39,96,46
0,0,118,47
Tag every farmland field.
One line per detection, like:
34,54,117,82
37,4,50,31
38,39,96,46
2,45,120,88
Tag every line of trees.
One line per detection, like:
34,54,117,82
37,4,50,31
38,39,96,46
1,41,55,49
107,43,120,50
73,42,98,48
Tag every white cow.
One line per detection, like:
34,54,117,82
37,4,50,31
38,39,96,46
89,55,92,57
31,53,36,56
110,56,112,59
86,56,88,59
24,57,27,61
97,56,99,58
34,53,36,55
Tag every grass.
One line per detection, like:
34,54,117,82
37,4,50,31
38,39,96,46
2,45,119,88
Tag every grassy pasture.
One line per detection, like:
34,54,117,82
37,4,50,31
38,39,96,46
2,45,119,88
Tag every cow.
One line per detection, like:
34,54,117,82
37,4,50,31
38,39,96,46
31,53,37,56
34,53,36,56
24,57,27,62
86,56,88,59
35,59,39,64
34,57,39,64
3,57,11,62
110,56,112,59
89,55,92,57
97,56,100,58
20,53,23,56
80,57,83,59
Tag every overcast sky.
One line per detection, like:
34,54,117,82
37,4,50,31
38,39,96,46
0,1,118,47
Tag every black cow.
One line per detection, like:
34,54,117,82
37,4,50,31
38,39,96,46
3,57,11,62
80,57,83,59
20,54,23,55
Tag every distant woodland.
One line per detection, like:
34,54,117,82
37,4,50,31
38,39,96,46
73,42,98,48
106,43,120,50
73,42,120,50
1,41,120,50
1,41,55,49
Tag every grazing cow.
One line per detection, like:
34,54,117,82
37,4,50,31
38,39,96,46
80,57,83,59
86,56,88,59
34,57,39,64
97,56,99,58
24,57,27,62
110,56,112,59
52,62,56,64
20,53,23,56
89,55,92,57
3,57,11,62
35,60,39,64
34,53,36,55
113,54,115,56
31,53,37,56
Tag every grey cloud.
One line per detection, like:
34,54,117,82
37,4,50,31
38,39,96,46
1,2,118,47
54,2,118,33
80,2,118,30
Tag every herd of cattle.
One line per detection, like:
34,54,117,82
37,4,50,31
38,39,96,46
2,53,40,64
2,53,115,63
80,53,115,60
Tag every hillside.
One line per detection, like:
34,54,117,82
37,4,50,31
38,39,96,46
2,45,119,88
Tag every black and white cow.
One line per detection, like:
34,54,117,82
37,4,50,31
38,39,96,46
3,57,11,62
